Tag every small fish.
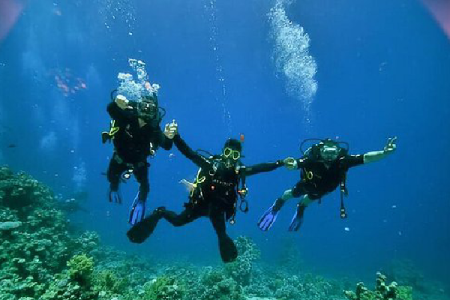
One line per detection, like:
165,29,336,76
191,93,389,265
7,144,16,148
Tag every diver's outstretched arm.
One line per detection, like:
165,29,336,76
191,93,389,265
363,137,397,164
107,96,136,122
156,126,173,150
244,160,284,176
283,157,307,170
173,134,210,169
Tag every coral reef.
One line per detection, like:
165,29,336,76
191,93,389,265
344,272,412,300
0,167,80,299
225,236,261,286
384,259,449,300
142,275,184,300
1,166,447,300
384,260,425,292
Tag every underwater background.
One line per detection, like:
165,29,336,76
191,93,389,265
0,0,449,299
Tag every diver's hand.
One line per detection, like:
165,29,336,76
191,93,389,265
384,136,397,155
115,95,132,110
164,120,178,139
283,157,298,170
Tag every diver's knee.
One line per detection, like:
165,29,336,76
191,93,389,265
281,189,294,200
300,195,313,206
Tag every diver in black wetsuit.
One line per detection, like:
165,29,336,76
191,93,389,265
103,94,173,225
258,137,397,232
127,121,285,262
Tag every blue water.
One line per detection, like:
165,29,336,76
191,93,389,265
1,0,449,287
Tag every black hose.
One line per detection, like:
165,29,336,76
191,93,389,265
110,89,118,102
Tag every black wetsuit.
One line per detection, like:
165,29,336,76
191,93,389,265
106,102,173,201
291,155,364,200
127,134,283,262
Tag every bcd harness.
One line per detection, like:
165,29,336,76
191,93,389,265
301,161,349,219
188,158,249,225
102,120,120,144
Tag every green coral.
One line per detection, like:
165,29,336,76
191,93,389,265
67,254,94,285
344,272,412,300
93,269,129,295
4,166,450,300
188,268,244,300
142,275,184,300
225,236,261,286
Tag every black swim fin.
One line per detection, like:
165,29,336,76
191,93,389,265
127,213,160,243
218,235,238,263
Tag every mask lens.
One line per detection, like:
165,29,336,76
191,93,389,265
139,102,156,118
232,150,240,160
321,146,338,159
223,148,240,160
223,147,232,157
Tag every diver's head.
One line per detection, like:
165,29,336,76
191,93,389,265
222,138,242,168
319,139,340,162
137,95,158,122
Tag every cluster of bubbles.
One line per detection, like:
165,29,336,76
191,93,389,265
204,0,232,133
117,58,160,102
99,0,136,36
72,161,87,192
269,0,318,111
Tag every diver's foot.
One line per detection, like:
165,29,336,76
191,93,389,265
129,193,146,225
126,213,161,243
257,205,279,231
108,189,122,204
288,206,304,232
219,236,238,263
288,216,303,231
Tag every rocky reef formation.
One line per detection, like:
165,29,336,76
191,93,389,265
1,166,446,300
344,272,412,300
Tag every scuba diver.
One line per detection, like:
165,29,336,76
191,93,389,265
127,121,286,262
258,137,397,232
103,93,173,225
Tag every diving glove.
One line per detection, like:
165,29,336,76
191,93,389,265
129,192,146,225
288,205,305,231
258,199,284,231
109,189,122,204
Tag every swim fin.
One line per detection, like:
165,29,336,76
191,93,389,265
127,212,161,244
218,235,238,263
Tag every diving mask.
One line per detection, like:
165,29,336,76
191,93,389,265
223,147,241,160
320,144,339,161
138,98,157,120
